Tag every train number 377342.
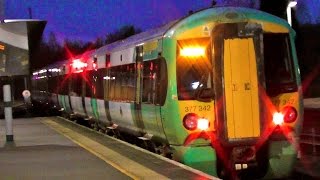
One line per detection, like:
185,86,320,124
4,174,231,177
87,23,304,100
185,105,211,112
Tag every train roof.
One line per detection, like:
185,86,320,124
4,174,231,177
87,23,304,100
34,6,293,73
95,7,292,54
95,20,178,54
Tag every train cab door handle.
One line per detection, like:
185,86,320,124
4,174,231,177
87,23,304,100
244,83,251,90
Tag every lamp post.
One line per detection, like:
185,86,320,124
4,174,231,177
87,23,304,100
287,1,297,26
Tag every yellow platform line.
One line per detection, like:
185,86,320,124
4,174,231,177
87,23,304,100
42,118,169,180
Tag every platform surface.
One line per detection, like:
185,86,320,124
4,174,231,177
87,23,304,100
0,117,217,180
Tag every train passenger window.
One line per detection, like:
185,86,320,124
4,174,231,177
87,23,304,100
264,33,297,95
107,64,136,102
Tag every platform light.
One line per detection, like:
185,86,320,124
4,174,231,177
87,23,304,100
180,46,205,57
287,1,297,26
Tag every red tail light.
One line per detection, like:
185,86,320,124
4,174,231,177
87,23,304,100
273,106,298,126
282,106,298,123
183,113,198,131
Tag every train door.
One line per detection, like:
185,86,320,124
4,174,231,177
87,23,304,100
64,74,73,114
134,45,145,134
140,58,167,139
223,38,260,139
213,23,262,141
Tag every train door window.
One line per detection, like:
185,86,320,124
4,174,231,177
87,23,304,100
48,75,58,93
95,68,106,99
142,59,159,104
60,75,69,95
156,58,167,106
108,66,116,100
84,70,92,97
114,66,122,100
120,65,128,101
70,73,81,96
127,63,136,102
104,55,111,100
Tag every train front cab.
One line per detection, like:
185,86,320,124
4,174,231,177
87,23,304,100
161,8,302,179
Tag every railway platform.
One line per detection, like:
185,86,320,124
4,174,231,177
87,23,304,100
0,117,216,179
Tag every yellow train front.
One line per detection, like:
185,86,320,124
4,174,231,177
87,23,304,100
161,7,303,179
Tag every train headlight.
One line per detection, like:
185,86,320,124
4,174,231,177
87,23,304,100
183,113,209,131
197,118,209,130
273,112,284,125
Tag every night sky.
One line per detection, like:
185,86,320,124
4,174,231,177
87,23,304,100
4,0,320,43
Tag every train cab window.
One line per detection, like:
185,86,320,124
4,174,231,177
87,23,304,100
176,38,214,101
264,33,297,95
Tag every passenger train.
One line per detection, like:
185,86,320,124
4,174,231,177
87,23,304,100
31,7,303,179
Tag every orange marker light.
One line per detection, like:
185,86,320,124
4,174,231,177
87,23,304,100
180,47,205,57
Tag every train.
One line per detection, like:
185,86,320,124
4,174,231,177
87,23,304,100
31,7,303,179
